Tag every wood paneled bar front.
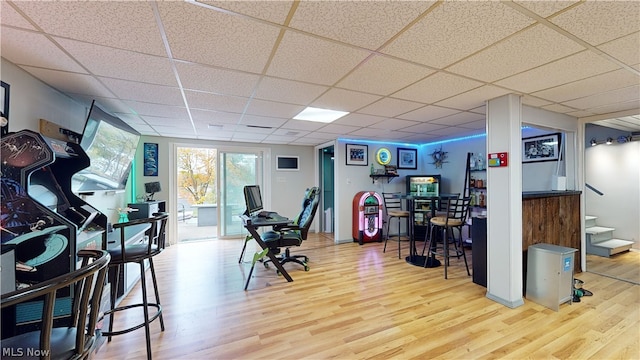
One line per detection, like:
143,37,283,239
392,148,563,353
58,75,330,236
522,191,582,277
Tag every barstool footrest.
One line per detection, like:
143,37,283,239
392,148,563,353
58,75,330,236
101,303,162,337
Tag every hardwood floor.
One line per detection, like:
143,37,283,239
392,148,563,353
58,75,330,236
586,251,640,285
95,233,639,359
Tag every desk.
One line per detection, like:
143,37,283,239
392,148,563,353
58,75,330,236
404,193,458,267
240,214,294,282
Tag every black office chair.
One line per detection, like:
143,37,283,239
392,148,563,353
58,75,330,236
261,187,320,272
1,250,110,360
102,212,168,360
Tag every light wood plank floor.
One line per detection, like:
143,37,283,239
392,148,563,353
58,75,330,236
95,233,639,360
586,251,640,285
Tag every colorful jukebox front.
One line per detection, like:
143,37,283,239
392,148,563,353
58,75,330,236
352,191,383,245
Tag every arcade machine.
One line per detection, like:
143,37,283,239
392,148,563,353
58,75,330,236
1,129,107,337
352,191,383,245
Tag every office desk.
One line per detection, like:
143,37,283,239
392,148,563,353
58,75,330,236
404,193,458,267
240,214,294,282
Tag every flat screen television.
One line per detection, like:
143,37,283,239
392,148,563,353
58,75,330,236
72,101,140,193
243,185,263,216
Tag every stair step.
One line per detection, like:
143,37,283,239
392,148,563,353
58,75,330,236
585,226,615,234
591,239,634,256
585,215,598,227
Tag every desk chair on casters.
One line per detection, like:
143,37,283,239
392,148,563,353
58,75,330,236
1,250,110,360
382,192,411,259
103,212,169,360
422,196,471,279
261,187,320,273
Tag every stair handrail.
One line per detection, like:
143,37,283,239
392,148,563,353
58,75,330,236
585,183,604,196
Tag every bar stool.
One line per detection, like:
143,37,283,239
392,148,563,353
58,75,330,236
382,192,411,259
422,197,471,278
103,212,169,360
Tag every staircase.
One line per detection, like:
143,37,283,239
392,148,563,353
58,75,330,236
585,216,634,257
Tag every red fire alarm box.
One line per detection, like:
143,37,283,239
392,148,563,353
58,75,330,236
488,152,508,167
352,191,384,245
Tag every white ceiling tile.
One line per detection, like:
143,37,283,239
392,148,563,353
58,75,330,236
513,1,579,18
313,131,355,139
495,51,620,94
550,1,640,46
263,135,297,144
532,69,640,103
459,119,487,131
290,137,327,145
270,128,310,137
244,99,304,118
159,1,280,73
435,86,511,111
541,103,577,114
113,113,146,125
100,77,184,105
1,28,86,72
232,132,269,142
469,105,486,115
337,55,435,96
235,125,275,135
567,110,595,118
393,72,484,104
122,101,189,119
197,1,293,24
1,2,37,30
142,116,192,127
185,90,248,113
597,32,640,67
581,98,640,115
191,109,241,125
333,113,386,127
175,62,259,97
129,123,155,134
254,77,328,105
400,122,448,134
153,124,196,136
239,115,288,128
14,1,166,56
521,95,553,108
358,97,425,117
348,127,393,138
20,66,113,98
70,95,127,113
447,25,584,82
430,112,484,126
266,31,371,85
289,1,434,49
55,37,177,86
316,123,360,135
397,105,460,122
562,85,640,110
382,1,534,68
279,119,326,131
311,88,381,112
369,118,419,131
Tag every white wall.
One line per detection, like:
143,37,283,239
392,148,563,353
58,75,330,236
585,141,640,248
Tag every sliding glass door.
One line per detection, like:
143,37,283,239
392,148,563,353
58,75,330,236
218,151,263,237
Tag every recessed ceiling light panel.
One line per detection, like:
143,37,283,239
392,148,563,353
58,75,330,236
293,107,349,123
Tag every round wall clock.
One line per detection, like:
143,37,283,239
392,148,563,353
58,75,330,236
376,148,392,165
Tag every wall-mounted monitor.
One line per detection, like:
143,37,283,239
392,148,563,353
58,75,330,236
72,101,140,193
276,156,299,171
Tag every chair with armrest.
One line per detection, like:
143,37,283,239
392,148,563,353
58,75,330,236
261,187,320,272
102,212,168,360
1,249,110,360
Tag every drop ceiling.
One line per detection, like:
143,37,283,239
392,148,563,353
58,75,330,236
1,0,639,145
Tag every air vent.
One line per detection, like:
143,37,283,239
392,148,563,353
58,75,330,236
207,124,223,129
246,125,273,129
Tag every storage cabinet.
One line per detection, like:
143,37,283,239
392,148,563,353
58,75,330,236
525,243,577,311
406,175,441,241
128,200,166,219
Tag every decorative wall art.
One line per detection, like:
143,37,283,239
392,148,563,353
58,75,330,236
143,142,159,176
430,146,448,168
346,144,368,166
397,148,418,169
522,133,561,163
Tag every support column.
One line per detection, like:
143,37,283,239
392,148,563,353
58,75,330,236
486,94,524,308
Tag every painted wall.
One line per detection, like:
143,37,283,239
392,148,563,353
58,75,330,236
585,139,639,249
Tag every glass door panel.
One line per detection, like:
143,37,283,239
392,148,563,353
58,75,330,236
219,151,262,237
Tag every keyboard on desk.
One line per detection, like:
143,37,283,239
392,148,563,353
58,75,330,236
257,211,275,218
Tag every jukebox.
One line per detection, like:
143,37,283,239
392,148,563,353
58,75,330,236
352,191,384,245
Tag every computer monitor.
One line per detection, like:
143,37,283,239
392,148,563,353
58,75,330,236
243,185,263,215
144,181,161,201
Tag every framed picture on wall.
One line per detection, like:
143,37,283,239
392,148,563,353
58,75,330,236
143,142,159,176
346,143,368,166
522,133,561,163
397,148,417,169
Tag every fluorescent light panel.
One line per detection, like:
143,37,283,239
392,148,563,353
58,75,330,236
293,107,348,123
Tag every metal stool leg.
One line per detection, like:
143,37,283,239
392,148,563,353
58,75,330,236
148,258,165,331
139,262,153,360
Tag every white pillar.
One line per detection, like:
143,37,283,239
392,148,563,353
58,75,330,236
485,94,524,308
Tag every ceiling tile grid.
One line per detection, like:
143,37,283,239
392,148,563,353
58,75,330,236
1,0,639,146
